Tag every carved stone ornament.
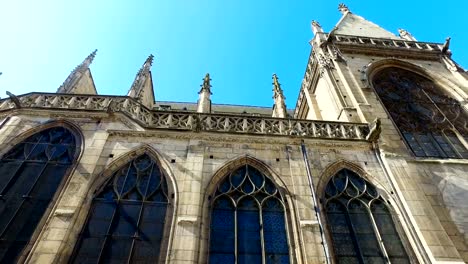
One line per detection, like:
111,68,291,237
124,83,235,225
0,93,372,141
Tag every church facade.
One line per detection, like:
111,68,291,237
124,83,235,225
0,4,467,264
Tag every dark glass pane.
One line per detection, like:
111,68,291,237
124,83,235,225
110,202,141,236
86,202,117,236
373,67,468,158
249,167,264,189
100,238,133,264
30,164,69,199
71,237,104,263
132,240,160,264
264,177,277,195
230,167,245,188
1,162,46,197
210,197,235,262
348,201,384,260
263,199,289,263
0,127,77,263
326,200,359,259
72,153,169,264
237,198,261,263
210,165,289,263
139,203,167,241
0,161,22,193
371,201,410,261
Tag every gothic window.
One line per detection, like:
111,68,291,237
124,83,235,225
71,153,169,263
324,169,410,263
372,67,468,158
0,126,78,262
209,165,290,264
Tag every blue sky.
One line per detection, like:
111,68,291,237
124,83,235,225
1,1,467,108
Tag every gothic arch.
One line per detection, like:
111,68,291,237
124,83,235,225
0,120,83,263
0,119,84,159
204,154,290,197
367,61,468,158
317,159,390,199
319,162,413,263
69,144,178,263
365,58,466,102
200,155,297,263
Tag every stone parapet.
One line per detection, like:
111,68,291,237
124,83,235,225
0,92,371,140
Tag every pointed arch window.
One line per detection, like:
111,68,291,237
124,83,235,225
0,126,78,262
209,165,290,264
71,153,170,263
372,67,468,158
324,169,410,263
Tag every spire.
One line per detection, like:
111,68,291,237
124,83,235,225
338,3,350,15
128,54,155,108
57,49,98,94
272,74,287,118
197,73,212,113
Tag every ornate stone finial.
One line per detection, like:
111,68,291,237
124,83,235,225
197,73,212,113
272,74,287,118
398,28,417,41
311,20,323,35
338,3,350,14
82,49,97,69
58,49,97,93
199,73,212,94
442,37,451,53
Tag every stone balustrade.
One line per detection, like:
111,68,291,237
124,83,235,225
0,93,370,140
333,34,445,53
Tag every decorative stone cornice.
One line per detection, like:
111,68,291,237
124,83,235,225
330,33,448,58
0,93,371,141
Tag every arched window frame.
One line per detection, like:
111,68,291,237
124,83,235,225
369,65,468,159
0,121,83,263
205,157,295,264
320,166,415,264
68,146,177,264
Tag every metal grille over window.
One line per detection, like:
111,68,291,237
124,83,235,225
209,165,290,264
324,169,410,264
373,67,468,158
71,153,169,263
0,127,77,263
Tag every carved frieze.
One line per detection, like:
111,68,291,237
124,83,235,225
0,93,371,141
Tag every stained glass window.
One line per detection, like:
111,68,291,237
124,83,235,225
0,126,77,262
372,67,468,158
209,165,290,264
71,153,169,263
324,169,410,264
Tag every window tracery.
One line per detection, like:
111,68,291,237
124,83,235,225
0,126,77,262
209,165,290,264
324,169,410,263
71,153,169,263
372,67,468,158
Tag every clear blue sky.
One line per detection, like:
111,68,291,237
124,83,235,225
1,1,467,108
